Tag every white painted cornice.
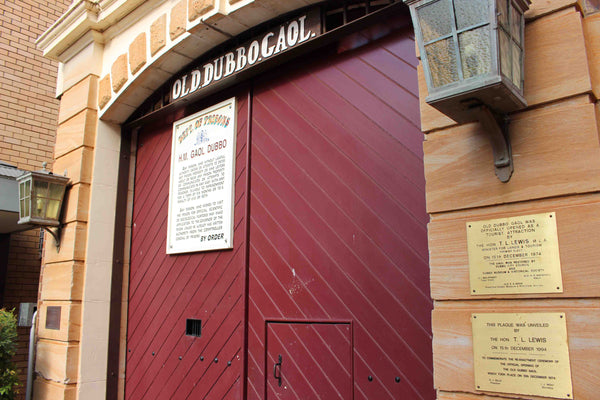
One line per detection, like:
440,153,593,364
36,0,147,61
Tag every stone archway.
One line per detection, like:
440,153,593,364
34,1,324,399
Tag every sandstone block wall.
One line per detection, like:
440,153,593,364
422,1,600,399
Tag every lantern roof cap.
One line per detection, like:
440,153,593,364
17,170,69,184
16,163,70,185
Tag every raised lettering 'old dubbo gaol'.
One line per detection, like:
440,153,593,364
30,0,600,399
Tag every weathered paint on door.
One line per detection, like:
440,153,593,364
266,322,352,399
127,10,432,400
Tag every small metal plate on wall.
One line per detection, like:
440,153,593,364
45,306,61,330
472,312,573,399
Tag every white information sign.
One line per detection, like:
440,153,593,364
166,98,236,254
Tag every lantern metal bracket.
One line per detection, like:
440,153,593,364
42,225,62,251
471,104,514,183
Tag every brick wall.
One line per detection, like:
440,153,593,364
0,0,71,170
0,0,72,398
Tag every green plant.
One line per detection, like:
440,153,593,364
0,309,19,400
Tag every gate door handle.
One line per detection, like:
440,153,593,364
273,354,282,387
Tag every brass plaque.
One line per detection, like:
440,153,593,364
467,212,562,295
472,313,573,399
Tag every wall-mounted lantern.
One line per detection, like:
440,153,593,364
404,0,531,182
17,163,69,249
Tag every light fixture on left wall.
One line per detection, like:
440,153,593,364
17,162,69,250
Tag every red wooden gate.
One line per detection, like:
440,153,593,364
246,19,433,400
127,11,432,400
126,96,249,399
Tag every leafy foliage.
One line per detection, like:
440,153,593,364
0,309,19,400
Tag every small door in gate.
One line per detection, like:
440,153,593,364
266,322,352,399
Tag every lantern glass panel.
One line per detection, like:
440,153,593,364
24,180,30,200
21,180,30,218
459,27,492,79
46,200,61,220
33,199,44,218
499,29,512,80
46,182,65,220
33,198,46,218
497,1,525,89
425,37,459,87
32,180,49,218
512,42,522,87
510,4,522,43
33,179,48,197
454,0,488,29
417,0,453,42
497,0,509,28
48,182,64,200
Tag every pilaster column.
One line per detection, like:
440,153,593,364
33,37,121,400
